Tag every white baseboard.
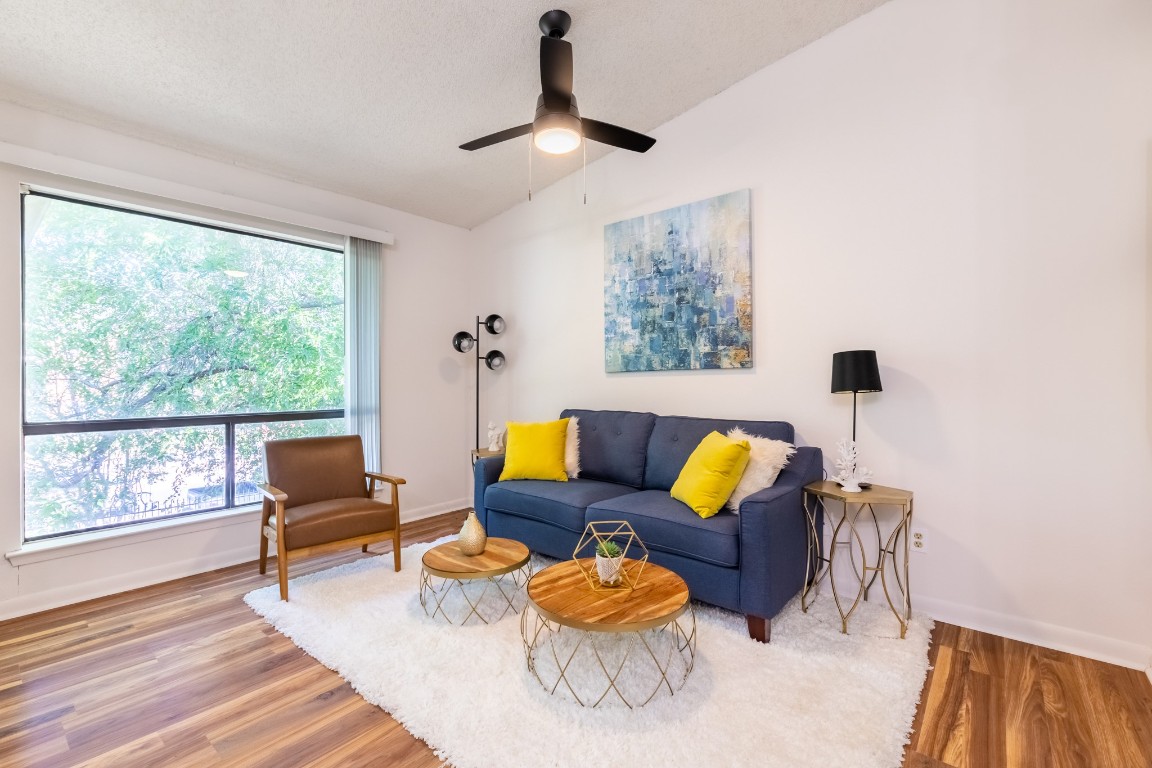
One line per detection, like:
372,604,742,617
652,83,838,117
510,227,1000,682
402,498,468,522
0,499,471,623
0,543,255,622
915,593,1152,671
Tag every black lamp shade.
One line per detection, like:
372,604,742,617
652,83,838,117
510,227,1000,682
484,350,506,370
483,314,505,334
452,331,476,353
831,350,882,393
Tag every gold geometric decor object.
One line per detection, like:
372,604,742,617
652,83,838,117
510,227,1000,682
572,520,649,592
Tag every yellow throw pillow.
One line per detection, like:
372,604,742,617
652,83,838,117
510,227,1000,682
670,431,751,518
499,418,571,482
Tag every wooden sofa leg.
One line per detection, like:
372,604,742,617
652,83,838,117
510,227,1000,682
746,615,771,643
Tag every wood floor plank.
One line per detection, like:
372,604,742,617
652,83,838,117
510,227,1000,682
1003,640,1098,768
0,508,1149,768
913,641,990,766
905,754,958,768
1069,653,1152,767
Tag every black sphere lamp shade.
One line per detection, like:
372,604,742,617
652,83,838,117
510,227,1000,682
484,350,506,370
452,331,476,353
483,314,506,335
831,350,882,394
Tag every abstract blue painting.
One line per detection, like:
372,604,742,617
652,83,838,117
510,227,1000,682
604,189,752,372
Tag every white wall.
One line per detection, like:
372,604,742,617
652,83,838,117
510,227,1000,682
471,0,1152,669
0,103,475,619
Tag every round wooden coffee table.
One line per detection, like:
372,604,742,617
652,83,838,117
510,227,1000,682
419,538,531,625
520,559,696,708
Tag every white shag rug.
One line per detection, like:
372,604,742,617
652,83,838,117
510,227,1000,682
244,538,933,768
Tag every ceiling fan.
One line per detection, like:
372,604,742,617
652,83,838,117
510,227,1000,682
459,9,656,156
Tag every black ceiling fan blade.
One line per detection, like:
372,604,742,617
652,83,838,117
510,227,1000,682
459,123,533,151
581,118,656,153
540,36,573,112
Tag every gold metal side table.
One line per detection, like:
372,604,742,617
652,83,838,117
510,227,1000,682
471,448,504,465
419,537,531,625
801,481,914,638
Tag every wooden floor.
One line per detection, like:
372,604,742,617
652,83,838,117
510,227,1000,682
1,510,1149,768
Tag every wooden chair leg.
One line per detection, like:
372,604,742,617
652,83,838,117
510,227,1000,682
392,525,402,572
277,539,289,602
258,502,271,574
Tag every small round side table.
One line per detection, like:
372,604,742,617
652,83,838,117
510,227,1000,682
419,537,531,625
520,559,696,708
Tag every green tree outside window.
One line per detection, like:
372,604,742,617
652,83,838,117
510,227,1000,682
22,195,345,538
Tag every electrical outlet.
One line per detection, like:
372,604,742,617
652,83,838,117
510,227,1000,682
911,528,928,554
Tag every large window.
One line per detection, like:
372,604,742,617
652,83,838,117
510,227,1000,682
21,192,346,540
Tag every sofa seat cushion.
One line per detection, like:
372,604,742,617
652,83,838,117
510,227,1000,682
585,490,740,567
486,479,638,534
275,498,397,550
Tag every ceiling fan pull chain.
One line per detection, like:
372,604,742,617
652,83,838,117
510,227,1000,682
528,137,533,201
583,140,587,205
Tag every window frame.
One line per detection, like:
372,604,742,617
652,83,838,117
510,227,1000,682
19,190,347,543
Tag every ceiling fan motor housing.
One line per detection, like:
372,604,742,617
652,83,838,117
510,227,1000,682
535,94,579,121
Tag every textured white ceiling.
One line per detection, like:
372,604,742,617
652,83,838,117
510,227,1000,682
0,1,888,229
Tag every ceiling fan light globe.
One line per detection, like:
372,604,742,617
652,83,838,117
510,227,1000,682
532,111,582,155
534,126,582,154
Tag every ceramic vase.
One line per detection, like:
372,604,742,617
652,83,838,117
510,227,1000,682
595,554,624,586
458,511,487,556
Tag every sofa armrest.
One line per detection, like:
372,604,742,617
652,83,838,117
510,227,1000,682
737,445,823,620
472,455,506,527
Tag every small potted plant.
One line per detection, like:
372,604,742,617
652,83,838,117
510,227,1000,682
594,539,625,586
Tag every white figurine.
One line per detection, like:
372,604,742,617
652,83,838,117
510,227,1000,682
486,421,505,452
831,438,873,493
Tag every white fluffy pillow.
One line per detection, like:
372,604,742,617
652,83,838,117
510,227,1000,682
724,426,795,512
565,416,581,478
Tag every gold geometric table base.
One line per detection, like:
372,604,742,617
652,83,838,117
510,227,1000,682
520,605,696,708
801,481,914,639
419,564,532,626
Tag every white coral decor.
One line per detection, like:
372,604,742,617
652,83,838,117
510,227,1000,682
831,438,873,493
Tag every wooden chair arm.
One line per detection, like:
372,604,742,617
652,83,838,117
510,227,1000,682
257,483,288,502
365,472,406,486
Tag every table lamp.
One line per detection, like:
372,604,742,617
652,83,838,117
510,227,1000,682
830,350,882,491
831,350,882,441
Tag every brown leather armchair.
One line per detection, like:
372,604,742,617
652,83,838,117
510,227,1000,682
257,435,405,601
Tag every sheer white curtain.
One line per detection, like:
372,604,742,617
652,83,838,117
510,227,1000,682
345,237,382,470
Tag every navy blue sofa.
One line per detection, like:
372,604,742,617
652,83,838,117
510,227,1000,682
473,409,823,642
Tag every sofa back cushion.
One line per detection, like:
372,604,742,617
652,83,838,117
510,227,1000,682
643,415,795,491
560,409,657,488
